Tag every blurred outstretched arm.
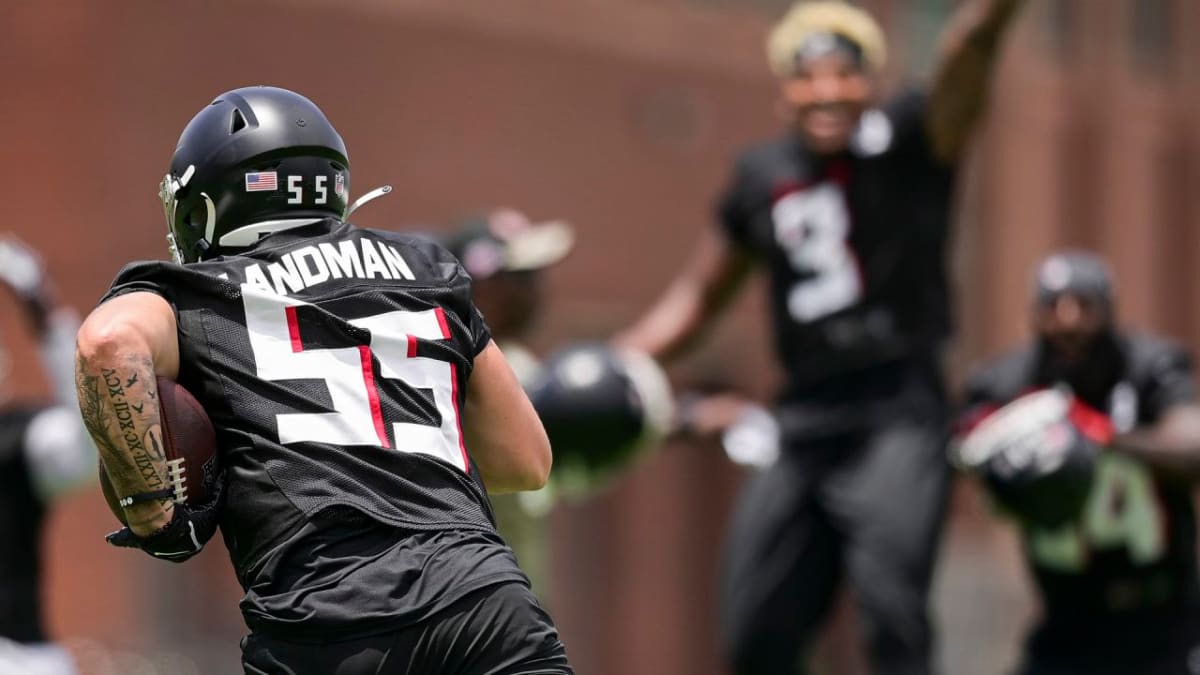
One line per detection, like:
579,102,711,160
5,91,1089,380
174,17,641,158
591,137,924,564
1111,405,1200,482
613,229,754,364
927,0,1028,162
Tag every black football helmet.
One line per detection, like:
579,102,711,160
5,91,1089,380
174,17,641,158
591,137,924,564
957,389,1098,528
159,86,350,263
526,344,675,498
1033,250,1115,315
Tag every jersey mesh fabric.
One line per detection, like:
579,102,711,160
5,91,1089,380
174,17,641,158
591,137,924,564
101,220,527,638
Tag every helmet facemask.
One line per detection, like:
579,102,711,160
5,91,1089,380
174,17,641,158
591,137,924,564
160,164,217,264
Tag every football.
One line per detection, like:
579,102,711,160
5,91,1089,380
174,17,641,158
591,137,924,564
99,377,220,525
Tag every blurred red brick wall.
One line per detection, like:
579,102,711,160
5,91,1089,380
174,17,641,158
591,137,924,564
3,0,1198,673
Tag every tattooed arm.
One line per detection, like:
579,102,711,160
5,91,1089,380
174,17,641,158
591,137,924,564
75,291,179,536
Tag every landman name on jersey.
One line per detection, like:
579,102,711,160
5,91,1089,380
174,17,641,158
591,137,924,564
238,238,415,296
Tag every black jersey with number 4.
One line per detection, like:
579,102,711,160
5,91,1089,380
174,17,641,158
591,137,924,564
718,90,955,414
963,334,1199,634
103,219,526,639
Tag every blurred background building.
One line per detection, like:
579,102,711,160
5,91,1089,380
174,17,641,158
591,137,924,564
3,0,1198,673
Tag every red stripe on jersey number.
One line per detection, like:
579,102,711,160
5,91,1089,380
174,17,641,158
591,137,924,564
243,288,468,472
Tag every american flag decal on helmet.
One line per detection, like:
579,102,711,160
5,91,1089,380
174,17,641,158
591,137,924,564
245,171,278,192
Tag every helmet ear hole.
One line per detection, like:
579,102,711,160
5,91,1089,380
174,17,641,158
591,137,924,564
186,203,209,232
230,109,247,134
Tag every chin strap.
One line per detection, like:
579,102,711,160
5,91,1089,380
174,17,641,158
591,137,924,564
346,185,393,217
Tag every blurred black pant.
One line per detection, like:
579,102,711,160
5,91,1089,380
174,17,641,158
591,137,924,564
1016,652,1200,675
1015,605,1200,675
720,420,951,675
241,582,573,675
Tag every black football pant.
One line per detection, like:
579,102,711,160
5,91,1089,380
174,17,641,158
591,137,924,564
241,582,573,675
1015,609,1200,675
1015,654,1200,675
720,420,951,675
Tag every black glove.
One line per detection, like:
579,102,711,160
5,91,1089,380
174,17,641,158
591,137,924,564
105,471,225,563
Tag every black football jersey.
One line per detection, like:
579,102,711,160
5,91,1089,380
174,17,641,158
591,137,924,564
103,220,526,638
718,90,956,406
0,407,46,644
962,333,1198,623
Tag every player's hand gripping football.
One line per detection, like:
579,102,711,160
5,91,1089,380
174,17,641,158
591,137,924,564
105,469,227,563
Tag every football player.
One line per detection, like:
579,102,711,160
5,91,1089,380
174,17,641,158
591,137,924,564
615,1,1027,673
74,87,572,675
959,251,1200,675
0,238,94,675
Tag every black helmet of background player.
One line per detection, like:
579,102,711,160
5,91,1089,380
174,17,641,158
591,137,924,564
445,209,574,340
160,86,350,264
957,389,1100,529
1032,251,1123,403
766,1,886,155
526,344,675,498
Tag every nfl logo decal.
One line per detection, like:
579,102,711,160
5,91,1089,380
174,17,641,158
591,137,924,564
334,173,345,197
245,171,278,192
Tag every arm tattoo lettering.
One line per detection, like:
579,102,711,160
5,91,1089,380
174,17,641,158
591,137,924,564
76,352,172,520
77,361,120,457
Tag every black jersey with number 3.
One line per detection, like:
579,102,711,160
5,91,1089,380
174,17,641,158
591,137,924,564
718,91,955,404
963,333,1200,641
103,220,526,639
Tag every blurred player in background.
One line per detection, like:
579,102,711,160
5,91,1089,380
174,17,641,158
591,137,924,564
445,210,574,386
445,209,575,597
74,86,572,675
958,251,1200,675
0,239,94,675
617,1,1027,673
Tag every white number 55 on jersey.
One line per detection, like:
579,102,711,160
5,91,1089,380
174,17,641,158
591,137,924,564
242,286,468,472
